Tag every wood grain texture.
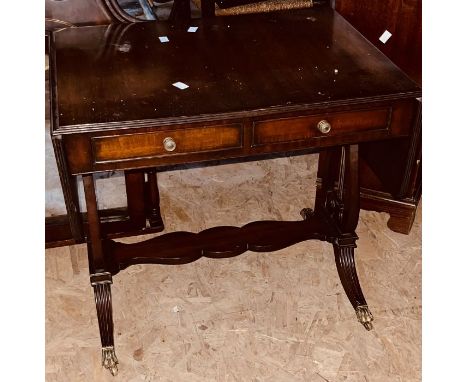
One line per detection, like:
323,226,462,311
93,124,243,162
61,99,417,175
253,108,390,146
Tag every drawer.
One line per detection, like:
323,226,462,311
252,107,391,146
92,123,243,163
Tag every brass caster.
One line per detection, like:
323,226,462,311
102,346,119,376
300,208,314,220
355,305,374,331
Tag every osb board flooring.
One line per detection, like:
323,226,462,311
45,155,421,381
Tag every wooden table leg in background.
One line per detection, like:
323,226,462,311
146,169,164,228
124,170,147,228
46,169,165,247
200,0,215,17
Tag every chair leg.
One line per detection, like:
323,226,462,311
91,272,118,376
333,236,373,330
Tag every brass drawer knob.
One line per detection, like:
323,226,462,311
163,137,176,152
317,120,332,134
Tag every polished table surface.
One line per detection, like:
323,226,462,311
50,7,419,132
49,6,421,376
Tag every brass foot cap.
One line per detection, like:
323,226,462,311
102,346,119,376
356,305,374,331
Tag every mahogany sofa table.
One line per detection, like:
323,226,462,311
49,7,421,376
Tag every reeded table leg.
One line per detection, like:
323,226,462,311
333,236,373,330
316,144,374,330
91,272,118,375
83,175,119,376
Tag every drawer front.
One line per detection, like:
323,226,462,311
252,108,391,146
92,123,242,163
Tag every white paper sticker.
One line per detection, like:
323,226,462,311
172,82,189,90
159,36,169,43
187,26,198,33
379,30,392,44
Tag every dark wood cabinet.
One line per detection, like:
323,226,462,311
335,0,421,85
329,0,422,234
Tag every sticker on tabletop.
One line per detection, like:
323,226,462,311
172,82,189,90
158,36,169,43
187,26,198,33
379,30,392,44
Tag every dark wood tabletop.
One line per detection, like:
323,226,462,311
50,7,420,133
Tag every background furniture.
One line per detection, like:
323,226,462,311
331,0,422,235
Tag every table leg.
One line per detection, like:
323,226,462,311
316,145,374,330
83,175,119,375
201,0,215,18
146,169,164,228
333,236,373,330
124,170,146,228
52,137,83,241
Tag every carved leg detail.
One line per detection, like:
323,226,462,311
91,273,118,376
333,239,374,330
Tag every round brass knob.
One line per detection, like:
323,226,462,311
317,120,332,134
163,137,176,152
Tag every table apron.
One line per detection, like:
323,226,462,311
61,99,417,175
